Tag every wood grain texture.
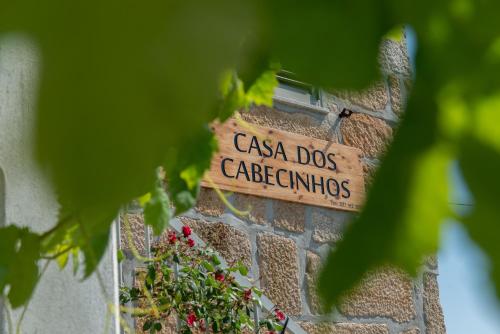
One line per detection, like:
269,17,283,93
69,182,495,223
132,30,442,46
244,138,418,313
202,119,365,212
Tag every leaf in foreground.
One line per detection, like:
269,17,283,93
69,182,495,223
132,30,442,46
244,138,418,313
0,226,40,308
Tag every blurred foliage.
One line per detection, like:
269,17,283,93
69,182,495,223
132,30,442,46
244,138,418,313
0,0,499,320
0,227,39,308
318,0,500,309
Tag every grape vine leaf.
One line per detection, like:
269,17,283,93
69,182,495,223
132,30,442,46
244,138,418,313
245,70,279,107
218,71,246,122
0,226,40,308
143,171,172,236
319,1,500,307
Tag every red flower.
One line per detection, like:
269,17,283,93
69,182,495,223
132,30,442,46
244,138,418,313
243,289,252,301
187,238,195,247
215,272,225,282
182,225,192,237
274,309,285,321
186,312,196,327
167,231,177,244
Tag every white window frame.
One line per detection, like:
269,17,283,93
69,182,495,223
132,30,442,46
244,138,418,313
273,70,329,114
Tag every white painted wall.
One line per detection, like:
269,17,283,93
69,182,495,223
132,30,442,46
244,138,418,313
0,35,119,334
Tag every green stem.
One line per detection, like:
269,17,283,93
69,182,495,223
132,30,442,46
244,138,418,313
40,245,76,260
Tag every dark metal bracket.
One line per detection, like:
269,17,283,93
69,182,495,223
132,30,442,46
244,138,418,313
339,108,353,118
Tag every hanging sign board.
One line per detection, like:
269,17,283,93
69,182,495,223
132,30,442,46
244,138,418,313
202,119,365,212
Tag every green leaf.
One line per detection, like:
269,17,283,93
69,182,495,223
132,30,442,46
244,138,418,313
202,260,215,272
144,171,172,236
180,167,202,191
245,70,278,107
459,138,500,298
41,209,116,279
211,254,221,266
212,320,220,332
129,287,140,300
81,228,111,278
138,193,152,207
143,320,153,331
175,291,182,304
41,221,78,269
265,0,384,89
217,67,278,122
318,74,452,307
71,247,80,276
146,265,156,287
384,25,405,42
237,263,248,276
117,249,125,263
252,288,262,297
0,0,389,295
173,253,180,264
164,126,218,214
1,0,259,283
161,264,172,279
0,226,41,308
56,249,70,269
218,71,246,122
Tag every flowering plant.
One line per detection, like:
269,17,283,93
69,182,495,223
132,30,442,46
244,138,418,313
120,227,286,334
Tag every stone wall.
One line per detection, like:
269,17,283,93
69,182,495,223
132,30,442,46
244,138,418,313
121,35,446,334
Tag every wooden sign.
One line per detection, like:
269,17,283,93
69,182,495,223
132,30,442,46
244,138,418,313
202,119,365,212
